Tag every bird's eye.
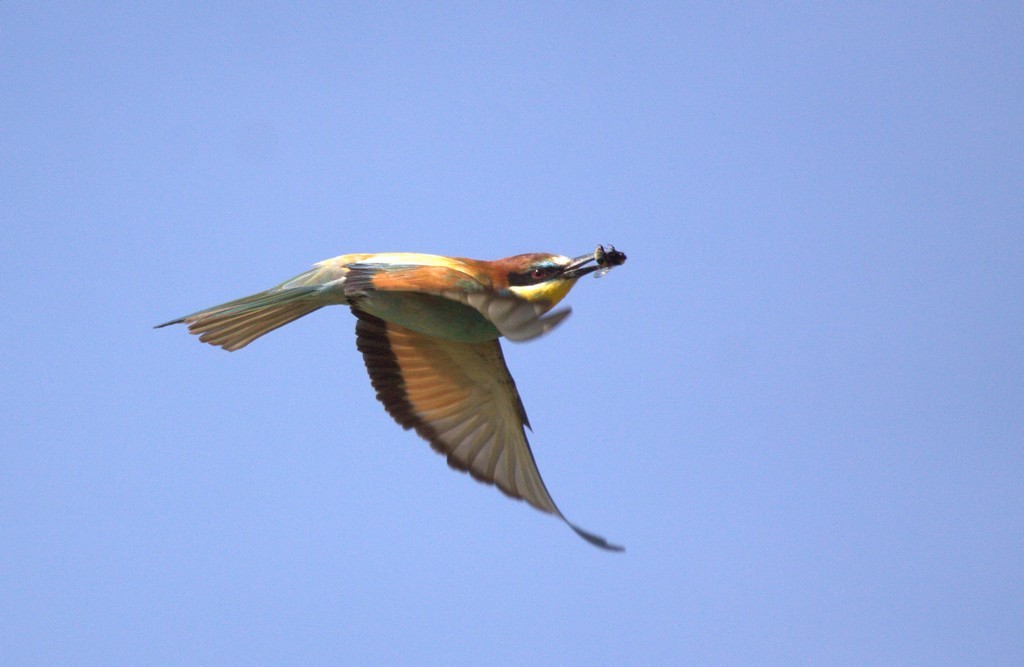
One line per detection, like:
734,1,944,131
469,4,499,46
508,266,557,286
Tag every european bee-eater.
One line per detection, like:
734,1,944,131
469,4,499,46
157,245,627,550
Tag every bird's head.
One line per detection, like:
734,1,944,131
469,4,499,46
492,246,627,311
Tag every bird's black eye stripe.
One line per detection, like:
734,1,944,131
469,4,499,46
507,266,558,286
507,271,536,286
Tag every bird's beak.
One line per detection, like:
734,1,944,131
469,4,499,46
561,245,627,280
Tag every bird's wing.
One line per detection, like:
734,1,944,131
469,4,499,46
345,263,571,341
352,307,622,550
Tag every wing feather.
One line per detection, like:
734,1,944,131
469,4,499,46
352,307,623,550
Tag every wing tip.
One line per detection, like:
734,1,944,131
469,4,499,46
568,521,625,552
501,306,573,342
153,317,184,329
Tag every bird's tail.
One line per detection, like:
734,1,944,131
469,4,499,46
154,284,326,351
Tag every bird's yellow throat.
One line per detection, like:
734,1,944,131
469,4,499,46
508,277,578,309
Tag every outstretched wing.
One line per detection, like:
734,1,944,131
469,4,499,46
352,308,622,551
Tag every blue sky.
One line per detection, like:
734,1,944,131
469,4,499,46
3,3,1021,664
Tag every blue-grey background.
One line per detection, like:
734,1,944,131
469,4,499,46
3,3,1021,664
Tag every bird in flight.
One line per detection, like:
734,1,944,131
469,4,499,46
156,245,627,550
